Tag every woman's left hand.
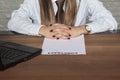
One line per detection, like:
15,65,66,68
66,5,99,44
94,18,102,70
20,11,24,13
52,24,88,39
65,25,88,39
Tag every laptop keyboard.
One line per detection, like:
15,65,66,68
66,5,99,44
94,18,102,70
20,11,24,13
0,40,42,70
0,46,28,60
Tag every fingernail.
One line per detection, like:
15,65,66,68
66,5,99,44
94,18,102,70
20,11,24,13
57,38,59,40
50,30,53,32
69,27,72,30
52,35,55,37
68,38,70,40
69,34,71,36
50,24,53,26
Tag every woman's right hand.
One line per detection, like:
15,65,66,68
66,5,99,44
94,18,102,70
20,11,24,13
39,24,71,39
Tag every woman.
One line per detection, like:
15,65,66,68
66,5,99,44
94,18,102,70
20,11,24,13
8,0,117,39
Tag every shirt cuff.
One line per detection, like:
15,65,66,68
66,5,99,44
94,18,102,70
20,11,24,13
31,24,41,36
86,23,102,34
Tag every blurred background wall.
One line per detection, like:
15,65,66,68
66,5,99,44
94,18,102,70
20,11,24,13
0,0,120,31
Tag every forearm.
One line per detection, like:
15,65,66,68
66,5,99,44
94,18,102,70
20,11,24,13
8,16,40,36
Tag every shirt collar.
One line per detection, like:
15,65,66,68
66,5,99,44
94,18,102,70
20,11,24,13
52,0,57,3
52,0,80,8
52,0,80,5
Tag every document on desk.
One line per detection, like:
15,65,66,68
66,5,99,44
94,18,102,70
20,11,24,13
42,35,86,55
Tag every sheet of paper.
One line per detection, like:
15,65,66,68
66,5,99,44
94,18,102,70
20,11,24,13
42,35,86,55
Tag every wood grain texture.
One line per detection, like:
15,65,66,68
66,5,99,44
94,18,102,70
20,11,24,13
0,34,120,80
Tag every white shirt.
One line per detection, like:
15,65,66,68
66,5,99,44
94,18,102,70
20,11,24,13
8,0,118,36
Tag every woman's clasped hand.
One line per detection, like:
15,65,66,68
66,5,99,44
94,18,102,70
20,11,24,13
39,23,88,40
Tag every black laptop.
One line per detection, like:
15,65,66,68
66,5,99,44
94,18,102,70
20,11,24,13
0,40,42,71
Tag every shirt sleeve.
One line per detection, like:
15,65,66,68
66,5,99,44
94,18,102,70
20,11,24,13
8,0,41,36
86,0,118,34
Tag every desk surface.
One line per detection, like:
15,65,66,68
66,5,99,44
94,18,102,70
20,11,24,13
0,32,120,80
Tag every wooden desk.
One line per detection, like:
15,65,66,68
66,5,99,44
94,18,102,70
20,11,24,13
0,33,120,80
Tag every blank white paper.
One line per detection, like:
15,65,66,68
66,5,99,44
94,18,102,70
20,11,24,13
42,35,86,55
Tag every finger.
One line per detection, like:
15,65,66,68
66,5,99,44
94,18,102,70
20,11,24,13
52,24,70,30
55,33,62,38
62,31,70,38
53,28,71,34
53,28,62,32
60,36,70,40
60,32,71,39
53,32,68,40
51,32,62,40
49,26,68,33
